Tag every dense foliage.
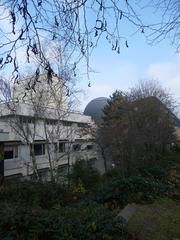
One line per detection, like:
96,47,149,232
0,181,72,209
70,160,100,190
0,152,179,239
94,176,168,207
99,87,175,175
0,202,128,240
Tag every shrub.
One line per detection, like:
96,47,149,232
70,160,100,190
0,181,73,208
102,167,125,179
141,166,168,183
94,176,168,207
0,202,129,240
159,151,180,168
71,178,86,193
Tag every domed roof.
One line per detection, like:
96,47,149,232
84,97,108,123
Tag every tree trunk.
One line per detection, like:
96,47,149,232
30,144,39,180
67,151,70,188
100,145,107,173
0,143,4,191
46,143,55,183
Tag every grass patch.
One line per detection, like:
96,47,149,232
127,198,180,240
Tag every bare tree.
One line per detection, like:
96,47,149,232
5,105,39,179
3,70,92,183
129,79,176,112
0,1,136,81
0,37,92,182
141,0,180,49
0,73,64,179
0,0,179,88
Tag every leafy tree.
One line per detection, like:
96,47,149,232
99,80,176,175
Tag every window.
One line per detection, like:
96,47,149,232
78,123,88,128
19,116,26,123
4,145,18,159
46,120,51,125
63,121,72,127
59,142,66,153
27,117,35,124
46,119,57,125
73,144,81,151
54,143,58,152
19,116,35,124
31,143,45,156
87,144,93,151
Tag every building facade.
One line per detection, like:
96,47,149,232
0,75,98,180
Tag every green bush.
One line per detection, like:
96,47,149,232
159,151,180,168
0,202,129,240
70,160,100,190
0,181,73,209
94,176,168,207
141,166,168,183
102,167,125,179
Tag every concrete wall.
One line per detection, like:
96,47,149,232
0,100,104,178
175,127,180,141
4,141,98,177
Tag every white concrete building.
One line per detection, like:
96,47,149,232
0,75,98,180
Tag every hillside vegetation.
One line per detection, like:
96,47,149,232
0,151,180,239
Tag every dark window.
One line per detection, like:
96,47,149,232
78,123,88,128
19,116,26,123
73,144,81,151
4,145,18,159
87,144,93,150
63,121,72,127
54,143,58,152
32,143,45,156
59,142,66,153
46,120,50,125
46,119,57,125
27,117,35,124
19,116,35,124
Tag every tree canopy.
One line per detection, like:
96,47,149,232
99,81,176,174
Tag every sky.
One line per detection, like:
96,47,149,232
76,1,180,113
79,33,180,113
0,2,180,115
